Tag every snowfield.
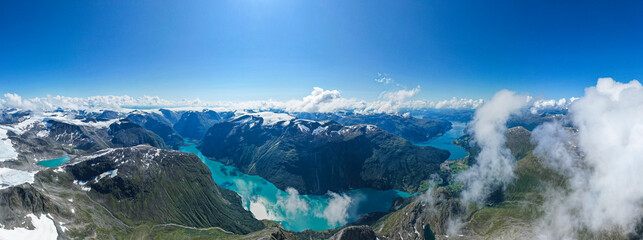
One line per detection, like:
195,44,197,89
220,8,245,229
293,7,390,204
0,214,58,240
0,168,35,189
0,128,18,162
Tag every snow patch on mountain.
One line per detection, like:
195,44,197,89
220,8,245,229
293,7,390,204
0,214,58,240
0,129,17,161
297,124,310,133
0,168,35,189
96,169,118,181
250,112,294,126
312,126,328,136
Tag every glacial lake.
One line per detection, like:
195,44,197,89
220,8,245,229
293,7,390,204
37,156,70,167
415,122,467,160
179,143,411,232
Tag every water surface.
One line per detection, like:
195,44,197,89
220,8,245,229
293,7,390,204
37,156,70,167
416,122,467,160
180,143,410,232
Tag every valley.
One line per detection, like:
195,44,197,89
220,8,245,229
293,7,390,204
180,141,413,232
0,108,461,239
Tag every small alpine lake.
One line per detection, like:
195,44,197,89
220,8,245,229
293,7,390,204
179,142,412,232
37,156,70,167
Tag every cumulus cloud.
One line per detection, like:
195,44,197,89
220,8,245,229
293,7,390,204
1,88,479,114
457,89,529,204
380,86,421,102
322,192,353,226
0,94,198,112
531,78,643,238
1,87,572,114
529,97,576,114
284,87,358,113
365,86,422,113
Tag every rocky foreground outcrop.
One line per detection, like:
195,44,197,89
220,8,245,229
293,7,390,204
328,225,377,240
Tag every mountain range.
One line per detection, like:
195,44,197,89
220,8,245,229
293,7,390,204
1,108,633,239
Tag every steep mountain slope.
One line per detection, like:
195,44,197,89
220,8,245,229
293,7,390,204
0,110,269,239
65,145,263,234
159,108,183,124
46,119,112,151
126,111,184,148
0,145,266,239
108,120,166,148
174,110,234,140
199,115,449,194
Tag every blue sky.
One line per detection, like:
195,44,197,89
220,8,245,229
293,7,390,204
1,0,642,102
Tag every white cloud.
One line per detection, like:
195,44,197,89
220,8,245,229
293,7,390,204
1,87,575,114
457,89,529,204
365,86,422,113
248,197,280,221
277,187,310,216
0,94,193,112
531,78,643,238
529,97,575,114
322,192,353,226
420,174,444,216
379,86,421,102
284,87,357,113
374,73,393,84
407,97,485,109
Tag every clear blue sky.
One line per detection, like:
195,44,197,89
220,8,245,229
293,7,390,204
1,0,642,101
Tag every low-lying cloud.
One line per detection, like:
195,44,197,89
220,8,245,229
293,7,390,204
322,192,353,226
277,187,310,216
457,89,529,204
531,78,643,238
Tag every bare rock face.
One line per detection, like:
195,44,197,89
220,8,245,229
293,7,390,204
329,226,377,240
125,112,184,148
0,184,63,229
374,188,467,240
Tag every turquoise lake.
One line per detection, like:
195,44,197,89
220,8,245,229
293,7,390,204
415,122,468,160
179,143,411,232
37,156,70,167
